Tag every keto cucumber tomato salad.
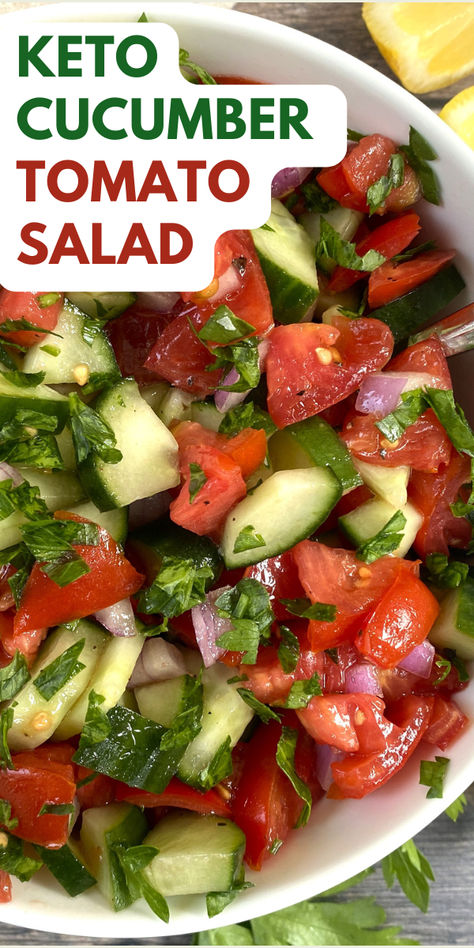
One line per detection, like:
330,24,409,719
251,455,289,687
0,125,472,921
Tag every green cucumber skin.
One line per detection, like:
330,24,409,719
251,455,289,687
34,843,97,897
0,390,68,430
256,253,318,324
65,292,136,321
269,416,362,492
80,804,148,911
370,265,465,343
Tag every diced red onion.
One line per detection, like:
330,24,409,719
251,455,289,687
94,598,136,637
214,368,246,413
128,491,171,532
209,264,241,303
315,743,345,791
191,586,233,667
356,374,407,417
128,638,186,689
271,167,312,199
0,565,15,612
136,292,180,313
0,463,23,487
398,640,435,679
345,662,383,697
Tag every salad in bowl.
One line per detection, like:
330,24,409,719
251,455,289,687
0,1,473,939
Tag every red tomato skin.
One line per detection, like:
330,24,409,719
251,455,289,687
423,695,467,751
297,694,389,753
145,309,222,396
342,409,452,473
0,871,11,903
106,302,176,385
0,291,63,346
341,134,396,198
245,551,305,622
368,250,456,309
13,513,144,637
114,777,231,817
173,421,267,481
408,449,472,556
357,572,439,669
76,769,116,810
0,609,47,661
0,757,76,848
328,213,421,294
317,162,366,211
242,621,323,704
329,695,433,799
266,317,393,428
388,335,452,389
170,444,246,537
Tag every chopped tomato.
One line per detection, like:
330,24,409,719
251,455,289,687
409,449,472,556
357,572,439,669
329,695,433,799
115,777,231,817
297,694,390,753
342,409,452,473
266,316,393,428
231,720,321,870
389,335,452,389
173,421,267,480
13,513,144,640
368,250,456,309
245,551,305,622
76,769,116,810
0,755,76,848
0,291,63,347
0,609,47,662
317,137,419,214
342,135,396,202
145,308,222,396
106,300,177,385
0,871,11,903
242,620,323,704
25,742,75,766
328,213,421,294
170,444,246,536
423,696,467,750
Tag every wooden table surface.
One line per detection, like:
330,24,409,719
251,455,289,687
0,2,473,945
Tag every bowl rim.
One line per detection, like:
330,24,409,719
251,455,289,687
0,0,473,939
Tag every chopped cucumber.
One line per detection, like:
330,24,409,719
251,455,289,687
251,198,318,323
177,663,254,789
353,458,410,509
339,498,423,557
140,381,170,414
20,468,85,510
34,840,96,897
220,467,341,569
143,812,245,896
300,206,363,274
429,577,474,660
66,500,128,545
8,620,108,751
56,428,76,470
22,302,120,385
269,416,362,493
128,519,222,585
55,632,145,740
135,675,190,729
369,264,465,343
65,292,135,321
0,511,26,552
191,401,223,432
315,283,361,319
0,373,69,428
79,803,147,911
77,379,179,511
155,387,196,427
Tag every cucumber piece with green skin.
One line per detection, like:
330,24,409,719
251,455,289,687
339,498,423,557
79,803,147,911
155,387,196,427
0,469,85,551
65,292,136,321
135,675,189,729
56,428,76,470
66,500,128,545
8,620,108,751
143,812,245,896
55,632,145,740
429,577,474,660
0,374,69,428
77,379,179,511
34,840,96,897
251,198,318,323
369,265,465,343
220,467,342,569
177,663,254,789
269,416,362,493
128,519,222,585
22,303,120,385
353,458,410,509
191,401,223,432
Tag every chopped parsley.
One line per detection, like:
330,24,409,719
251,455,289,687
367,153,405,215
276,726,312,827
419,756,449,799
277,624,300,674
34,639,86,701
356,510,407,563
0,652,30,701
279,597,337,621
316,218,386,272
236,688,281,724
179,47,216,85
218,400,277,439
198,306,255,345
137,555,213,618
284,671,322,709
233,525,266,555
424,553,469,589
68,392,122,465
400,126,440,205
188,462,207,503
215,578,274,664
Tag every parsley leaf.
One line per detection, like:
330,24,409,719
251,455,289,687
277,624,300,674
198,306,255,345
113,844,169,923
419,755,449,799
237,688,281,724
424,553,469,589
0,480,48,523
68,392,122,465
196,735,233,791
356,510,407,564
347,128,365,141
219,401,276,439
433,656,451,686
284,671,322,709
179,47,216,85
36,292,61,309
80,690,111,745
1,370,46,388
382,839,434,913
376,389,426,442
206,875,254,919
316,218,386,272
38,802,75,816
212,338,261,393
0,652,30,701
138,555,213,617
0,833,42,882
393,240,436,263
0,706,14,769
0,433,65,471
21,518,99,588
279,597,337,621
0,317,61,337
215,578,274,664
189,462,207,503
233,525,266,555
424,388,474,466
300,178,338,213
34,639,86,701
0,799,18,830
444,648,469,683
445,792,467,822
276,726,312,827
400,126,440,205
367,153,405,215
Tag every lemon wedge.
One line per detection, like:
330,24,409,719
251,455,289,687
439,86,474,149
362,3,474,94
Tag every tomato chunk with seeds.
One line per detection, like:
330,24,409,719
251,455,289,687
297,694,390,754
342,409,452,473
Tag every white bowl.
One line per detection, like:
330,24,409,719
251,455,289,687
2,1,474,939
